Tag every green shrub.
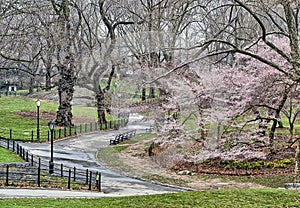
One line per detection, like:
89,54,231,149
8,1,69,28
274,163,287,169
266,162,274,168
202,158,294,171
281,158,294,165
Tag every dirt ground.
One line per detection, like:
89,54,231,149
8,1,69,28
16,111,96,124
115,139,265,190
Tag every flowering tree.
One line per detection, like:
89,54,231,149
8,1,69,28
150,1,300,180
217,36,292,145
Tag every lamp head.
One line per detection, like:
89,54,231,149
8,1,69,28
48,120,55,130
36,99,41,107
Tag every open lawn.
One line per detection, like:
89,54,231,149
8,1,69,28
0,188,299,207
0,97,101,140
0,96,98,130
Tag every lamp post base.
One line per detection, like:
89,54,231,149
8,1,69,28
49,161,54,174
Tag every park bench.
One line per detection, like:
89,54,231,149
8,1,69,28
145,125,154,132
109,130,136,145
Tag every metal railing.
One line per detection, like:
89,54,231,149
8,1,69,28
0,139,101,191
0,114,130,191
0,117,129,142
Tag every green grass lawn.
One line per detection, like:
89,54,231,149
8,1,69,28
0,96,98,129
0,147,23,162
0,96,54,131
0,188,299,207
0,97,100,140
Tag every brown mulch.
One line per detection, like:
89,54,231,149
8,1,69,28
116,140,266,190
16,111,56,121
15,111,96,124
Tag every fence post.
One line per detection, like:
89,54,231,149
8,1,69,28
19,146,22,157
68,169,71,189
90,123,92,132
80,124,82,134
5,165,9,186
17,144,19,155
31,155,34,166
61,164,64,177
86,169,89,184
26,151,28,162
48,131,50,142
38,158,41,187
64,127,66,137
73,166,76,181
99,172,102,192
7,138,9,149
69,126,71,136
31,130,34,142
9,129,12,140
89,171,92,190
96,172,101,192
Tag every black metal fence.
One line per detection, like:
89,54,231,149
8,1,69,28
0,114,130,191
0,138,101,191
0,91,17,96
0,117,129,142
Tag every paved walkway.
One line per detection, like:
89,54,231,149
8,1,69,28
0,114,184,198
0,188,107,198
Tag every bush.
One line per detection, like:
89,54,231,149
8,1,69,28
200,158,294,171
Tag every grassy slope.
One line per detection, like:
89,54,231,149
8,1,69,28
0,147,23,162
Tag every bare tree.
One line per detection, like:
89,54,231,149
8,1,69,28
49,0,84,127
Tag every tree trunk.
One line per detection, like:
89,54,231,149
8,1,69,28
278,118,284,128
269,89,289,151
141,86,146,101
295,139,300,183
149,84,155,98
96,86,107,124
45,68,51,91
28,76,34,94
55,56,75,127
52,0,76,127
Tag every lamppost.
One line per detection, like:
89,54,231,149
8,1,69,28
36,99,41,141
48,120,55,174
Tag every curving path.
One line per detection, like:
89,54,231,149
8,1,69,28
4,113,184,198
